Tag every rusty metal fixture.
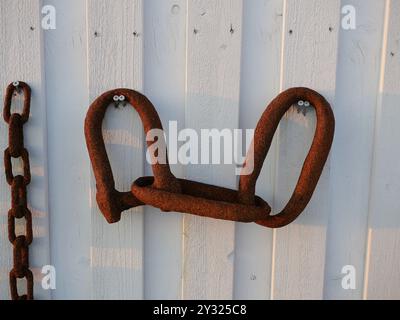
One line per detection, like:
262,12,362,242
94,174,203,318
3,81,34,300
85,87,334,228
238,87,335,228
84,89,180,223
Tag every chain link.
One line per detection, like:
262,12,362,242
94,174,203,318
3,81,33,300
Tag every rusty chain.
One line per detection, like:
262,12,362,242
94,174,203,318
85,87,335,228
3,81,33,300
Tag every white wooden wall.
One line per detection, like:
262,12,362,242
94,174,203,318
0,0,399,300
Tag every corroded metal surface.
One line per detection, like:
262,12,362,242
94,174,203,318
85,87,334,228
4,81,34,300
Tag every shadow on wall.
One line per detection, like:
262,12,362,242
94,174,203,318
368,93,400,229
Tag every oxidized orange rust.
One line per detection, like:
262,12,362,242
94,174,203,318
4,81,31,123
85,87,335,228
131,177,270,222
239,87,335,228
84,89,180,223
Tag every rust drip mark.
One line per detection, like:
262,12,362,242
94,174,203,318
85,88,335,228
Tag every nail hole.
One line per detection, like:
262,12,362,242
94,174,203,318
30,26,35,31
171,4,180,15
289,29,293,35
230,24,234,34
329,26,333,32
193,28,199,35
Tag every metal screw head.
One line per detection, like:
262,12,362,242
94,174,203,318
113,95,119,102
12,81,20,87
304,101,310,107
118,95,125,102
298,100,304,106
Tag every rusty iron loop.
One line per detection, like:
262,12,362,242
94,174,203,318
131,177,271,222
84,89,180,223
238,87,335,228
4,81,31,124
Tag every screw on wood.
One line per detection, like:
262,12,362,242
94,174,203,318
119,95,126,107
112,95,127,108
12,81,22,94
296,100,311,115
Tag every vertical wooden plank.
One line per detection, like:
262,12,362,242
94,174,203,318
44,0,91,299
183,0,243,299
143,0,186,299
234,0,283,300
365,0,400,300
272,0,340,299
0,0,51,299
324,0,386,299
87,0,144,299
